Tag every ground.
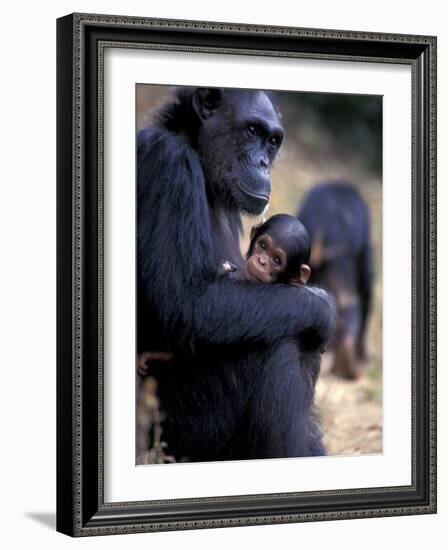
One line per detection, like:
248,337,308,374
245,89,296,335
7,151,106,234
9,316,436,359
316,277,383,456
316,356,382,456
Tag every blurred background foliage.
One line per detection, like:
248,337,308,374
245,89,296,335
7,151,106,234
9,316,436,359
136,85,383,457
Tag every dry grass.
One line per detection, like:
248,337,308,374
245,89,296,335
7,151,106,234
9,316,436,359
316,349,382,456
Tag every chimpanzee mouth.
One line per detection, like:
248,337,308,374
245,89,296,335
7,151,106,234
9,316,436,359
238,182,271,204
246,260,271,283
245,271,266,283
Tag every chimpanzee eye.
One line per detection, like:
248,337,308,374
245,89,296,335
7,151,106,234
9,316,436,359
273,257,281,265
247,124,260,136
269,136,279,147
258,240,267,250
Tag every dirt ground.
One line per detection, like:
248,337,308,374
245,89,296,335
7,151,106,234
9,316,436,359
315,280,383,456
316,357,382,456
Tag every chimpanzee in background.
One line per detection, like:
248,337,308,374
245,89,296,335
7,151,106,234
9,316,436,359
137,87,336,461
298,181,374,380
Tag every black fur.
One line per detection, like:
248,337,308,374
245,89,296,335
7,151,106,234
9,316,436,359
137,88,334,461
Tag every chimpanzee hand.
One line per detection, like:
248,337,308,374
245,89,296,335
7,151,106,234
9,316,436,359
299,286,337,353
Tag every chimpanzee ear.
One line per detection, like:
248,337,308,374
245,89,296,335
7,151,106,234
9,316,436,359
290,264,311,285
192,88,224,121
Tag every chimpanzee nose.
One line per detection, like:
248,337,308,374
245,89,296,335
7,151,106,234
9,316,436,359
258,256,266,266
259,157,269,169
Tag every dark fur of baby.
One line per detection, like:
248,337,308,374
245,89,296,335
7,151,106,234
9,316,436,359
220,213,333,385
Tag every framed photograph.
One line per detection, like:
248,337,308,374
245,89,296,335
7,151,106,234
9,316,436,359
56,13,437,537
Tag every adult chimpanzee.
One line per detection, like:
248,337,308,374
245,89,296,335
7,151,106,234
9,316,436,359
137,87,335,461
298,181,374,380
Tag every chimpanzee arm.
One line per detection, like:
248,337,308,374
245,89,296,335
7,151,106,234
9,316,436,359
138,127,335,352
193,279,335,349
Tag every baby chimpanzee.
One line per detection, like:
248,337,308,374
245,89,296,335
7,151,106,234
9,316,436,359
219,213,325,385
222,214,311,286
139,214,327,386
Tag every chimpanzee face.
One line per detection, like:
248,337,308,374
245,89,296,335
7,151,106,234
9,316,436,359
245,215,312,285
246,233,288,282
193,88,284,215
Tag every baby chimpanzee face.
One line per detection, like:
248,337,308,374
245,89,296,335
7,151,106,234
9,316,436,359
245,233,288,283
245,214,312,285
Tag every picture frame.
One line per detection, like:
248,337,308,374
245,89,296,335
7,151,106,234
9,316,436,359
56,12,437,537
